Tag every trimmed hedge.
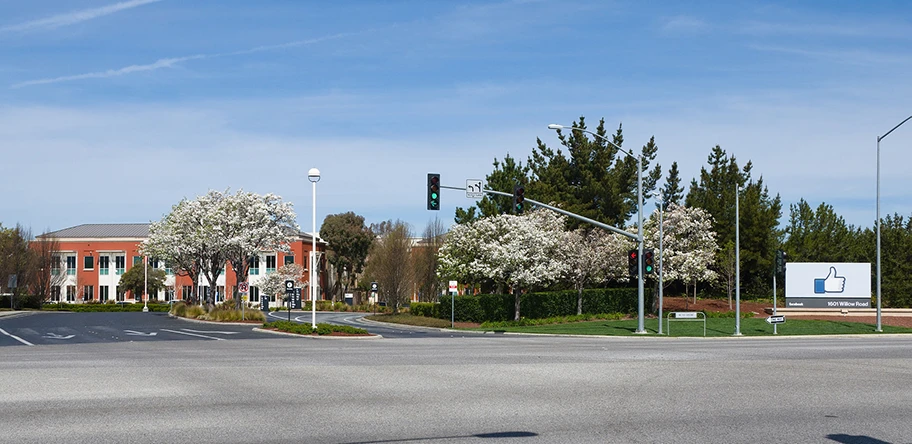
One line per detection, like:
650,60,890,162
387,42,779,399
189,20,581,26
265,320,369,335
41,302,172,312
437,288,640,323
409,302,439,318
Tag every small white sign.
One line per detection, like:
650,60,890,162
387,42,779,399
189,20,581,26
466,180,484,199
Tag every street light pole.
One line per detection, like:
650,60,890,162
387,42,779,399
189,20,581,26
308,167,321,330
142,255,149,313
658,200,664,335
548,123,646,333
876,115,912,333
734,186,742,336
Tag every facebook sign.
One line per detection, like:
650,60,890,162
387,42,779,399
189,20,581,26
785,263,872,308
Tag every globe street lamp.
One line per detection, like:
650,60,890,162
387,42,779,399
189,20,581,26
308,167,321,330
548,123,646,334
876,115,912,332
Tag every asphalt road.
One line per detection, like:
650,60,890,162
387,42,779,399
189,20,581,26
1,321,911,444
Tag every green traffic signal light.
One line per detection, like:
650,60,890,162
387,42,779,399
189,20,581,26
427,173,440,210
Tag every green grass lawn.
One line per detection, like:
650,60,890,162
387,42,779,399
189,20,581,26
464,317,912,336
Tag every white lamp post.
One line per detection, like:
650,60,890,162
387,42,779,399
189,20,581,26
548,124,646,333
142,255,149,312
876,115,912,332
308,167,321,330
734,186,742,336
658,200,664,335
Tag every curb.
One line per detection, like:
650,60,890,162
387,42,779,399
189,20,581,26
252,327,382,339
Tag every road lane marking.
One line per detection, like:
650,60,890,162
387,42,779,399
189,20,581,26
179,329,238,335
0,327,34,346
124,330,157,336
160,329,225,340
43,333,75,340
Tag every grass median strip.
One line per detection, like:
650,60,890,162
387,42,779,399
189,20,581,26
464,317,912,336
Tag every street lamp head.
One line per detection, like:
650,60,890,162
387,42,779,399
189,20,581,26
308,167,321,183
547,124,565,130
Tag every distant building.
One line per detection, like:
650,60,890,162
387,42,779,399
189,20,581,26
35,224,327,307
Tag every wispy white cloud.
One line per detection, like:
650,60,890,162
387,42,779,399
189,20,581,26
10,31,358,89
0,0,162,33
11,55,207,89
660,15,709,34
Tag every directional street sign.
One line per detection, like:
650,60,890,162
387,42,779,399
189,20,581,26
466,179,484,199
766,315,786,325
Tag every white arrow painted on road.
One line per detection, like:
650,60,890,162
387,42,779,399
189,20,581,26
43,333,75,340
124,330,158,336
180,329,239,335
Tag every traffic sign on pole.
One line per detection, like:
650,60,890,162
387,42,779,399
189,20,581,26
766,315,786,325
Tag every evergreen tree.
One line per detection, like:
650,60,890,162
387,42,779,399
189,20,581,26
454,154,530,223
528,116,661,229
658,161,684,211
685,145,782,294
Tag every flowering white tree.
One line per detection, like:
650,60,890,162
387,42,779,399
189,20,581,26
218,190,298,308
473,209,568,320
644,203,718,301
258,263,306,303
144,189,297,307
563,228,626,315
143,199,204,304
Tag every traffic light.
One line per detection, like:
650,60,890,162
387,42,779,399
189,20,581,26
627,249,639,277
643,249,655,274
775,250,787,274
427,173,440,210
513,185,525,214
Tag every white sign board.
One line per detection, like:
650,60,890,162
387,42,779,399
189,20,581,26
785,263,871,308
466,180,484,199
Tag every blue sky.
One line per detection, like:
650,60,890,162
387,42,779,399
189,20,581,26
1,0,910,236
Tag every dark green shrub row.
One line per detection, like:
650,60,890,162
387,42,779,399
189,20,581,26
41,302,171,312
437,288,639,323
409,302,439,318
264,320,369,335
480,312,626,328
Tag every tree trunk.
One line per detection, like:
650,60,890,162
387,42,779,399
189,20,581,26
576,286,583,316
513,287,521,321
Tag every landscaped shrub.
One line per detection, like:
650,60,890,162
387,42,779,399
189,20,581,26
437,288,639,323
409,302,438,318
265,320,368,335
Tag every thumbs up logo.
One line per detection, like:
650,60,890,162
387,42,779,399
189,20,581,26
814,267,846,294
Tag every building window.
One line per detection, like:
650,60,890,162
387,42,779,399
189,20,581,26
99,286,109,302
265,255,276,274
116,286,125,302
50,286,61,302
250,286,260,302
83,285,94,301
249,256,260,275
99,256,110,275
84,255,94,270
66,285,76,302
51,256,61,275
284,255,295,266
115,255,125,275
66,255,77,275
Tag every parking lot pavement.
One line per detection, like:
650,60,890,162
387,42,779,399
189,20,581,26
0,312,282,347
